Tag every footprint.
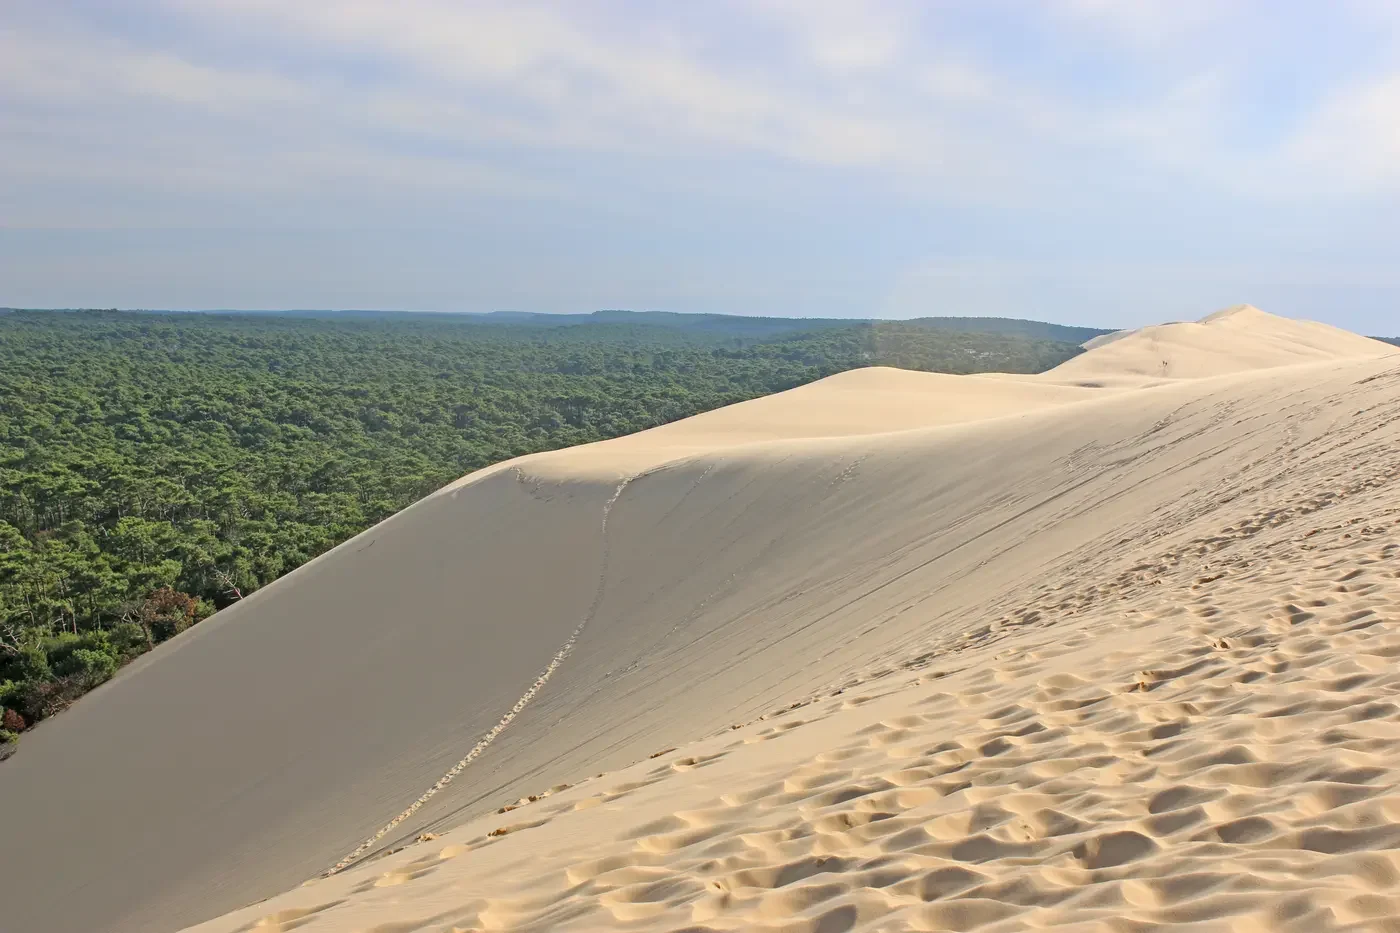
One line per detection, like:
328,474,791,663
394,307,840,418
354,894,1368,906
247,901,344,932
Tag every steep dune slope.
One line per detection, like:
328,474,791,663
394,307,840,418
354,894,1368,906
1,308,1397,933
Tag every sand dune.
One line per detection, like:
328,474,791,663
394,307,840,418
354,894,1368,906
1047,304,1394,383
509,366,1104,479
1,307,1397,933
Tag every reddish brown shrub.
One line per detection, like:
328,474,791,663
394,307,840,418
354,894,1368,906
141,587,203,642
145,586,199,619
1,708,25,732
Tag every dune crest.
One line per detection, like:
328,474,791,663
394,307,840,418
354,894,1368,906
494,306,1397,480
1048,304,1396,383
2,308,1399,933
507,366,1105,480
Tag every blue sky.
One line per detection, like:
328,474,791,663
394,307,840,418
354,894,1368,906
2,1,1398,332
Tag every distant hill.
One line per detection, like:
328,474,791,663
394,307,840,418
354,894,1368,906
481,309,1113,344
899,316,1110,345
476,310,860,342
1378,336,1400,347
1,306,1115,345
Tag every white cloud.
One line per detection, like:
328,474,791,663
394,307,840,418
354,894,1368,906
1051,0,1235,45
1284,74,1400,192
0,23,308,110
157,0,929,169
1,0,1398,237
750,0,908,72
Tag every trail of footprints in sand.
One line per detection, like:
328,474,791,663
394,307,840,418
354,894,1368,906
243,470,1400,932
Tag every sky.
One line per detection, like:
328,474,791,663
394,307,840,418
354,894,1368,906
2,1,1399,332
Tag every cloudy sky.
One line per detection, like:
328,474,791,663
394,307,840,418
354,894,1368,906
3,1,1398,331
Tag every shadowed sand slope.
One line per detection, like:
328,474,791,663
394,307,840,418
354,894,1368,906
2,308,1399,933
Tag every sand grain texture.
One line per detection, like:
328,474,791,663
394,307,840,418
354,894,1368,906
1,307,1398,933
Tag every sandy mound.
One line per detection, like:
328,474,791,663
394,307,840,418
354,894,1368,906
2,307,1399,933
513,366,1103,479
1046,304,1396,383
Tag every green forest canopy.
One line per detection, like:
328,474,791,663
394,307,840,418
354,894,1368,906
0,308,1090,751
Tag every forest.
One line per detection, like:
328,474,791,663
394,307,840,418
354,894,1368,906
0,309,1088,753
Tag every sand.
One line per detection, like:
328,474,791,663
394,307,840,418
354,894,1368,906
1,306,1398,933
1050,304,1393,384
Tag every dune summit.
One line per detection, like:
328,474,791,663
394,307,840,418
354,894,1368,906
1,307,1398,933
1050,303,1394,383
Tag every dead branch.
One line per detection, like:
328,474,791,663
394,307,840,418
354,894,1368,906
0,620,40,657
212,568,243,601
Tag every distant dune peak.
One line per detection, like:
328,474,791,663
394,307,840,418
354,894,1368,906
1055,304,1396,383
1198,302,1268,323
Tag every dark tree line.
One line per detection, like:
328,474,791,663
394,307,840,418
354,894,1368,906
0,309,1084,752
